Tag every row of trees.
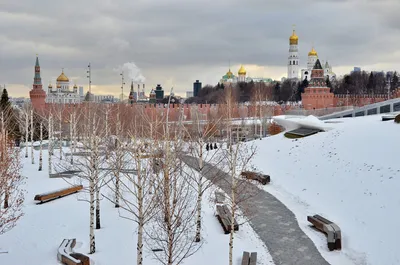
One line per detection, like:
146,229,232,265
187,70,400,104
16,88,260,265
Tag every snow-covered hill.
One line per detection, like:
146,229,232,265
255,115,400,265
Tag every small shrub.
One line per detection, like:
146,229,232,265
395,114,400,124
268,122,283,135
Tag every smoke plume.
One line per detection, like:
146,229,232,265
114,62,146,83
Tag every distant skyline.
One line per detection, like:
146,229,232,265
1,0,400,97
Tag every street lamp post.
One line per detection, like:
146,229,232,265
120,72,125,102
87,63,92,102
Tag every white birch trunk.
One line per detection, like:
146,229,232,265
59,117,62,160
30,109,34,164
39,123,43,171
93,117,101,230
89,116,96,253
25,112,28,158
229,160,236,265
89,171,96,254
259,104,262,138
70,113,73,164
137,161,144,265
48,115,52,175
73,111,76,153
194,141,203,242
114,112,120,208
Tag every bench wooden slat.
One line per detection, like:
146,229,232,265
307,214,341,251
249,252,257,265
215,191,225,204
58,238,90,265
34,185,83,202
241,251,250,265
216,204,239,234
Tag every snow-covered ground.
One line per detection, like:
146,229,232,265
254,115,400,265
0,149,273,265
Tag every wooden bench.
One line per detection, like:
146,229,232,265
215,191,225,204
34,185,83,204
241,251,257,265
241,171,270,185
216,204,239,234
307,214,342,251
57,238,90,265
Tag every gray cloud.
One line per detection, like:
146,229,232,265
0,0,399,96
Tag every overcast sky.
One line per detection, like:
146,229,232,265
1,0,399,97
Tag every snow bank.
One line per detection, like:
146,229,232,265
273,115,333,131
254,114,400,265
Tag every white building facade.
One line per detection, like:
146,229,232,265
46,70,82,104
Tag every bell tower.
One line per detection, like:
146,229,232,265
287,26,300,79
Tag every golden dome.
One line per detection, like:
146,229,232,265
308,47,318,56
57,84,61,88
73,84,77,88
48,83,52,88
238,65,246,75
289,30,298,45
56,70,69,82
226,69,233,78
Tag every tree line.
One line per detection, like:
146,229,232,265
186,70,400,104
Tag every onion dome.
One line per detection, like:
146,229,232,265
289,30,298,45
238,65,246,75
56,70,69,82
308,47,318,57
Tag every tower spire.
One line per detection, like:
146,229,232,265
34,55,42,86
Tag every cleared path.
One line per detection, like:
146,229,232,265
182,155,330,265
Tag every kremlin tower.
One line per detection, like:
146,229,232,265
129,81,136,104
29,56,46,110
301,59,334,110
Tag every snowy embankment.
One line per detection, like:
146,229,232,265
254,115,400,265
0,149,273,265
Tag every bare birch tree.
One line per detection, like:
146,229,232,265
38,123,43,171
30,109,34,164
182,110,224,242
0,109,24,235
221,89,259,265
54,103,109,254
145,97,201,265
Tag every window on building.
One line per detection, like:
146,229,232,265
290,61,292,65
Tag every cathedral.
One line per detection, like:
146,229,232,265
46,70,82,104
287,29,336,82
219,65,273,85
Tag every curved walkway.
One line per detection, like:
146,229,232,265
182,155,330,265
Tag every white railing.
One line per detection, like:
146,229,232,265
284,106,354,117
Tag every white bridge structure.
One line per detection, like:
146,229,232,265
319,98,400,120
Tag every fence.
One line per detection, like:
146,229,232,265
284,106,354,117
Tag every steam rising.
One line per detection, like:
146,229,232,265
114,62,146,83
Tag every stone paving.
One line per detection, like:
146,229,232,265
182,155,330,265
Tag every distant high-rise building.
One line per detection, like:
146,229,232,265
351,67,361,74
79,86,84,97
155,84,164,100
193,80,202,97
